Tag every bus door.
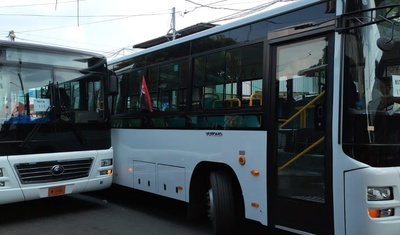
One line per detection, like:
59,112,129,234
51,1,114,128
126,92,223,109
269,36,333,234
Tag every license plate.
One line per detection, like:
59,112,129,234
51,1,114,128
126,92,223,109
48,185,66,197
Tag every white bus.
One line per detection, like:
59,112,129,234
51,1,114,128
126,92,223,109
108,0,400,234
0,41,114,205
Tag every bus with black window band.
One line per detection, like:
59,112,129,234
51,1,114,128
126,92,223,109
0,40,114,205
108,0,400,234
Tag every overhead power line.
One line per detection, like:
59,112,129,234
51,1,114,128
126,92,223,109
0,13,167,18
11,13,168,34
208,0,296,23
184,0,242,13
2,0,294,58
0,0,84,9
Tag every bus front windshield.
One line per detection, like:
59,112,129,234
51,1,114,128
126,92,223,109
342,2,400,167
0,45,109,155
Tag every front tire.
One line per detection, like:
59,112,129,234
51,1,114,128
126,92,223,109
208,171,236,235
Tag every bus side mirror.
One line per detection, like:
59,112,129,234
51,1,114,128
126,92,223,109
377,37,394,51
109,75,118,95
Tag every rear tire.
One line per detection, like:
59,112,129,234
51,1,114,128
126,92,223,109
208,171,236,235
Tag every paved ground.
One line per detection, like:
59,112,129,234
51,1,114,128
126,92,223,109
0,185,291,235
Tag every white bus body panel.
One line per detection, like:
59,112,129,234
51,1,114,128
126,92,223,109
157,164,186,201
112,129,268,225
0,157,25,204
344,167,400,235
133,161,156,193
0,149,113,204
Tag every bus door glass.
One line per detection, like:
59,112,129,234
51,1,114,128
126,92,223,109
272,36,332,234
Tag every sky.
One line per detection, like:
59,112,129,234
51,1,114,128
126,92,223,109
0,0,288,59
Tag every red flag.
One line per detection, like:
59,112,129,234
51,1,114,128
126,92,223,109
140,76,153,112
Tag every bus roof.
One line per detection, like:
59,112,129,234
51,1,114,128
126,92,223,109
0,40,106,59
108,0,322,65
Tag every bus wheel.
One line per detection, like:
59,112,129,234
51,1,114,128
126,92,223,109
207,171,236,235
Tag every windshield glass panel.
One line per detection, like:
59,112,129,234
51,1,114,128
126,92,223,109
5,47,91,69
0,45,108,155
0,65,103,124
342,1,400,166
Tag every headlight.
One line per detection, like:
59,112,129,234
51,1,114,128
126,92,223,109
0,168,3,177
101,159,113,167
367,187,393,201
100,169,113,175
368,208,394,218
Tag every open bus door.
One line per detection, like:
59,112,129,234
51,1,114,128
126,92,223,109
268,35,333,234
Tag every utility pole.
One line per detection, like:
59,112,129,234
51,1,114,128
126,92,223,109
172,7,176,40
166,7,179,41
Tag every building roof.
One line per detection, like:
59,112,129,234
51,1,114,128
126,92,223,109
132,22,217,49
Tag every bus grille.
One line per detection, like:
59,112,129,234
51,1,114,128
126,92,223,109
14,158,93,184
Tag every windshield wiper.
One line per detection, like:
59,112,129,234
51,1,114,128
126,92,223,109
18,106,51,152
18,83,87,152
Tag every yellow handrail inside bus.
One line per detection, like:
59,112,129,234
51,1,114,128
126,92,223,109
278,136,325,171
213,98,242,108
279,91,325,129
249,93,262,106
295,105,315,128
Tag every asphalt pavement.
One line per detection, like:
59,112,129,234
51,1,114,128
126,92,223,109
0,185,291,235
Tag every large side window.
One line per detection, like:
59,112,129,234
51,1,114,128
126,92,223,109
192,43,263,111
240,43,263,106
114,70,142,114
193,52,227,110
156,60,188,112
114,73,128,114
